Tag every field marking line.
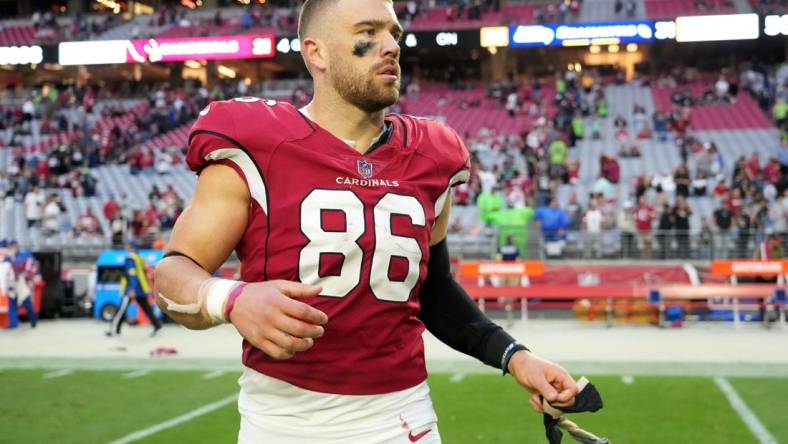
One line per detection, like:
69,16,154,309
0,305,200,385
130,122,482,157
43,369,74,379
449,373,466,383
122,369,152,379
106,393,238,444
713,377,778,444
202,370,225,380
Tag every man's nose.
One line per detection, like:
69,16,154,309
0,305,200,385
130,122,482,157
381,32,400,60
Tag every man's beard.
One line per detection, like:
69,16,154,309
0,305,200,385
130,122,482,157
330,58,400,113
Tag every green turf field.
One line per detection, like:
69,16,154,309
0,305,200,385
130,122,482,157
0,368,784,444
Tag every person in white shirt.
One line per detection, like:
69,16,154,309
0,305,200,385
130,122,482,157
506,92,518,117
23,186,44,228
42,194,62,236
583,202,604,258
715,75,730,101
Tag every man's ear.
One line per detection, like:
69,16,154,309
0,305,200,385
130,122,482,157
302,37,328,73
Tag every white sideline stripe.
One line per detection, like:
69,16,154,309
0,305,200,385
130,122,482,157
713,377,778,444
106,394,238,444
122,369,152,379
43,369,73,379
449,373,466,383
202,370,225,380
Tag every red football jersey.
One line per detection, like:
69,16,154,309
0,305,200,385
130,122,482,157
187,98,470,395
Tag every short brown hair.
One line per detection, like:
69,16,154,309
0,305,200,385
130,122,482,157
298,0,341,42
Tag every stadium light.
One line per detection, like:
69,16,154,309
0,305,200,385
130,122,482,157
608,44,619,53
626,43,638,52
217,64,236,78
589,45,601,54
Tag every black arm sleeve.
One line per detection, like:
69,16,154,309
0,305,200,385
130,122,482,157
418,239,518,370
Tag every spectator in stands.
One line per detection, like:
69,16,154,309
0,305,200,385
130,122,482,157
23,185,44,229
632,105,649,138
734,209,753,258
672,196,692,258
635,196,655,259
772,189,788,237
613,115,627,130
41,194,62,237
713,200,734,258
715,75,731,103
506,91,518,118
691,170,709,197
74,208,102,239
773,99,787,128
618,200,637,258
570,112,584,147
111,214,128,249
582,200,604,259
656,203,674,259
653,111,669,142
600,155,620,184
477,186,504,225
624,0,636,17
673,163,691,198
590,115,601,140
534,198,570,243
548,137,568,179
103,195,120,221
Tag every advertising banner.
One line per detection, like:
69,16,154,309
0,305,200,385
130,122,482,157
59,34,275,65
509,20,655,47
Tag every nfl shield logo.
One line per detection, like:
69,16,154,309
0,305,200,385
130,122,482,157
357,160,373,178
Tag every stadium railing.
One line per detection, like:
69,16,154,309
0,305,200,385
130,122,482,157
460,259,788,327
515,228,785,261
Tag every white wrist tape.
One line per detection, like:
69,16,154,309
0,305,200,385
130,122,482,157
203,278,239,325
158,293,201,315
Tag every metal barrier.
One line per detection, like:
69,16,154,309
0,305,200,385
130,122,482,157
488,228,786,260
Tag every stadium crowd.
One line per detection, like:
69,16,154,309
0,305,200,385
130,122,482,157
0,43,785,258
445,63,787,259
0,78,251,246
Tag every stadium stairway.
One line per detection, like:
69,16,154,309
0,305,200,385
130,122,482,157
570,84,781,232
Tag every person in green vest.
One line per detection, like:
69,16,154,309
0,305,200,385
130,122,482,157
570,113,585,147
107,240,162,337
556,75,567,95
773,99,787,126
488,204,535,254
596,97,609,118
549,137,568,167
477,188,504,225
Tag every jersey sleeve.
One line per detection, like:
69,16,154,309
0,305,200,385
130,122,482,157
426,122,472,219
443,127,471,188
186,100,242,175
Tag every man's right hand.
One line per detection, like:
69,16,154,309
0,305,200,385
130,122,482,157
228,280,327,360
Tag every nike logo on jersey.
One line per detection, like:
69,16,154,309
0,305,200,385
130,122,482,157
408,429,432,442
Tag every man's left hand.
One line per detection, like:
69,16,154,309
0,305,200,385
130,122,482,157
507,350,578,412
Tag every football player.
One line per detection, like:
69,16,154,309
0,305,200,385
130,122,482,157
155,0,578,442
